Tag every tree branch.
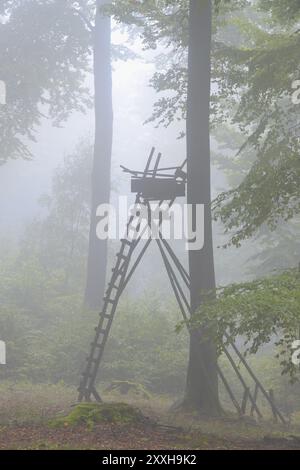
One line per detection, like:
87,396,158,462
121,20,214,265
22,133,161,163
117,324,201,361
73,8,95,33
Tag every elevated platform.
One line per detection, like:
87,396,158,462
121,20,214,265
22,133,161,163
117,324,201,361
121,147,187,202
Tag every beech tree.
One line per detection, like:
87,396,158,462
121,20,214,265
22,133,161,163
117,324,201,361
0,0,92,163
109,0,225,413
0,1,130,309
185,0,220,414
108,0,300,414
84,0,113,309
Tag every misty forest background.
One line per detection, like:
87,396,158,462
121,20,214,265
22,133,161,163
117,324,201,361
0,0,300,421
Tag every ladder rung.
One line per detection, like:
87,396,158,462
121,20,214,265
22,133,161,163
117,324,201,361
128,223,138,231
112,263,125,274
95,327,107,335
97,329,107,335
91,341,103,349
112,267,125,275
80,371,93,380
116,252,128,261
94,326,106,334
121,239,132,246
108,282,119,290
87,357,98,364
79,227,138,404
100,313,111,319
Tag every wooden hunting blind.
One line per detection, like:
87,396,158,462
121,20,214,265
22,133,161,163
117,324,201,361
131,177,185,201
78,148,286,424
120,148,187,201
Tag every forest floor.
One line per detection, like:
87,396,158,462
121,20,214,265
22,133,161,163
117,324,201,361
0,382,300,450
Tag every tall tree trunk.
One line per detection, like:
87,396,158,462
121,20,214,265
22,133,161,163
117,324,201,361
185,0,221,415
85,0,113,309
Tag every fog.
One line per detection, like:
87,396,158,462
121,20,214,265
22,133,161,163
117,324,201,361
1,1,298,450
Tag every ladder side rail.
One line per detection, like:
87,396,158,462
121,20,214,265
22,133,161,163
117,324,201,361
156,239,223,413
157,239,191,314
121,196,178,296
250,384,259,417
216,362,242,416
241,388,250,415
156,239,249,416
80,248,131,379
156,240,190,324
157,224,284,418
79,194,160,401
120,239,152,295
221,345,263,419
79,247,135,400
79,234,139,400
224,333,286,424
159,235,190,288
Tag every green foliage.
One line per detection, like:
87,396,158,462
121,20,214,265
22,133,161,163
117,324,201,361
1,0,299,412
212,4,300,244
247,219,300,276
109,0,243,135
109,0,300,243
50,402,145,429
0,138,188,392
102,294,188,393
259,0,300,24
0,267,188,391
0,0,134,164
0,0,94,163
191,269,300,382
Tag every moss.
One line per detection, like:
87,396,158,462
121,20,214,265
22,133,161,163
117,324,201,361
50,402,146,429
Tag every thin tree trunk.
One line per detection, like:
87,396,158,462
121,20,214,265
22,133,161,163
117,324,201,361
85,0,113,309
185,0,221,415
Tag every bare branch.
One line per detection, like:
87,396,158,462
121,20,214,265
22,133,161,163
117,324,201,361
73,8,95,33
